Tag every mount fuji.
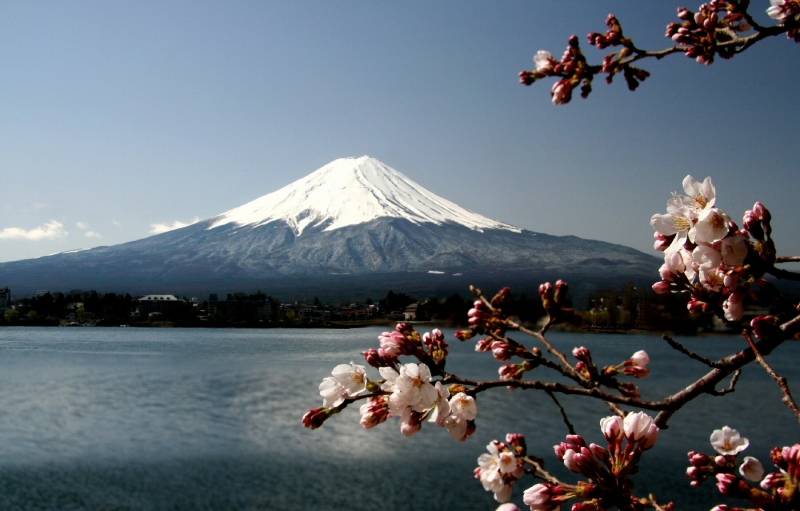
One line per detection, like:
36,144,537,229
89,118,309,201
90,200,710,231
0,156,659,298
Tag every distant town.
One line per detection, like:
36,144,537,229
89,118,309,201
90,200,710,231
0,284,756,334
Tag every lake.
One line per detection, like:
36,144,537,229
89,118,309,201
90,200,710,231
0,326,797,510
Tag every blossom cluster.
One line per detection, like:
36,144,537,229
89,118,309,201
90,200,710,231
475,434,527,503
666,2,756,64
687,426,800,510
767,0,800,42
572,346,651,398
302,324,478,441
520,2,800,104
518,412,661,510
650,175,775,323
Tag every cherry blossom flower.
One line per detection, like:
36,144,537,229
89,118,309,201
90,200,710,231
650,204,694,242
739,456,765,482
319,378,347,408
721,235,748,267
694,208,732,244
449,392,478,421
443,414,475,441
495,503,521,511
381,362,439,413
318,361,369,408
767,0,800,22
681,175,716,211
623,411,659,448
331,362,368,396
533,50,555,72
427,381,455,428
476,441,524,503
693,244,722,271
722,292,745,322
710,426,749,455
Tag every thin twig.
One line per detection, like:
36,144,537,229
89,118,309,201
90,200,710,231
523,456,562,485
776,256,800,263
546,390,576,435
744,329,800,423
662,334,724,368
707,369,741,396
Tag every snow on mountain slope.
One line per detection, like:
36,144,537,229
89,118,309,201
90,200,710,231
209,156,522,236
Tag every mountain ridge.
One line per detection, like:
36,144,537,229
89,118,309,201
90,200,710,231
0,156,660,298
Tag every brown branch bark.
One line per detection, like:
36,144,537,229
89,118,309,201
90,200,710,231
445,326,791,430
744,329,800,423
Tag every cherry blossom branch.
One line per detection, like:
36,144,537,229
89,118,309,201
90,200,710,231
767,265,800,281
519,2,800,104
654,325,790,428
662,334,725,368
446,325,790,430
743,328,800,422
777,256,800,263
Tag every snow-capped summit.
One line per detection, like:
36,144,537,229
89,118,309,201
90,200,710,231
0,155,660,297
209,156,521,236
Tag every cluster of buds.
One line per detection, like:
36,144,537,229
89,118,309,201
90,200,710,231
588,14,626,49
519,35,593,104
571,347,650,398
365,323,449,375
666,2,754,64
689,426,800,509
475,434,527,503
573,346,600,381
540,280,582,328
456,287,513,342
767,0,800,42
686,426,753,486
650,175,778,323
522,412,661,510
587,14,651,91
603,350,651,379
743,202,776,263
521,3,800,104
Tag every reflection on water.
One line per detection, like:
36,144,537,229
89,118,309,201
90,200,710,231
0,327,797,510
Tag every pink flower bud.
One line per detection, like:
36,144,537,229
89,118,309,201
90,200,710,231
653,281,672,294
760,471,784,490
753,202,770,222
301,407,330,429
623,411,659,447
630,350,649,367
622,365,650,378
715,473,750,498
688,451,711,467
562,448,581,472
600,415,624,441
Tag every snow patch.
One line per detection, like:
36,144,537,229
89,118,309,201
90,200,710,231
209,156,521,236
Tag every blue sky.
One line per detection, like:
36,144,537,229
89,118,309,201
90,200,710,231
1,1,798,264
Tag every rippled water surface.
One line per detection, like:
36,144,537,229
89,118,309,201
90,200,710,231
0,326,797,510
